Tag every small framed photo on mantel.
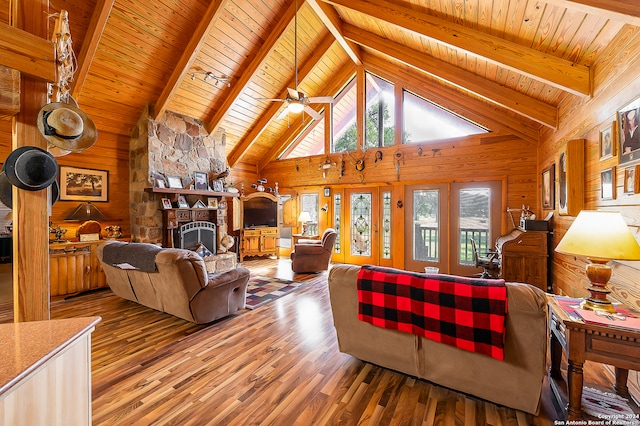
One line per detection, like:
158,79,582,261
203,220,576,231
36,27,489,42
194,171,208,191
167,176,183,189
177,195,189,209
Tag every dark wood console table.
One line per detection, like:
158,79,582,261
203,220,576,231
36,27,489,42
547,296,640,420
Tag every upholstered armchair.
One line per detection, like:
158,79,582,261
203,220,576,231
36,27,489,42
290,228,337,273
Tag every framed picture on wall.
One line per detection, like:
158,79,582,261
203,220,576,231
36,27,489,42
541,164,555,209
617,97,640,166
624,166,639,194
601,167,616,200
59,166,108,202
599,122,615,161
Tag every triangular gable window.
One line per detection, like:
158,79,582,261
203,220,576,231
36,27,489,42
403,90,488,143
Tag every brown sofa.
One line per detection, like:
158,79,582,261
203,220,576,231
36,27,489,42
96,241,249,324
328,264,548,415
290,228,337,273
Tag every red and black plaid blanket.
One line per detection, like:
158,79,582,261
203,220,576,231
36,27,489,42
357,265,508,360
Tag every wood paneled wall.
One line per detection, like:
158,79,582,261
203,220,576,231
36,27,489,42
0,119,132,239
263,130,538,239
539,24,640,311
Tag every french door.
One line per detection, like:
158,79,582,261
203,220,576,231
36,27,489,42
343,187,379,265
449,181,502,277
404,184,449,273
403,181,502,275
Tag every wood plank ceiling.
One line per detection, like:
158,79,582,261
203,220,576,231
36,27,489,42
1,0,636,170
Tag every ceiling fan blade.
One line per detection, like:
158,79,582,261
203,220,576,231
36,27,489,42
277,105,290,120
287,87,300,100
303,105,322,121
307,96,334,104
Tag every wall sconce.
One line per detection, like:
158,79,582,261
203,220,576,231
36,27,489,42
187,70,231,87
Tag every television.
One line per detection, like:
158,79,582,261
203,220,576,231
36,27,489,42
243,196,277,228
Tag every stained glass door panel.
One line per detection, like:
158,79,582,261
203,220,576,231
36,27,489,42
344,188,379,265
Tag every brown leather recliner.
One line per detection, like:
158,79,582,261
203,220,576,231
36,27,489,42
290,228,337,273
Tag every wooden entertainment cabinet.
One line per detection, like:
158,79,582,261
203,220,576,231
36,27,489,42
239,192,280,262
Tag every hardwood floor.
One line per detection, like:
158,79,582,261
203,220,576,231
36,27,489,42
0,258,629,425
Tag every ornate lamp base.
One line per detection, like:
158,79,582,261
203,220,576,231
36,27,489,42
580,258,617,314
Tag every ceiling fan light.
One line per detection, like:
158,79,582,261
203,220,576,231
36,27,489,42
288,102,305,113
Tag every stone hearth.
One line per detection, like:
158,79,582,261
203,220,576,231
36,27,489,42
129,106,228,244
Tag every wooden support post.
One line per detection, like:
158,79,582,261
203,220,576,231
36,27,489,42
11,0,52,322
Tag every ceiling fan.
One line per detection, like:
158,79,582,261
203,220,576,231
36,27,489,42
260,0,333,121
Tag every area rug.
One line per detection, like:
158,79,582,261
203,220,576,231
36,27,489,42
582,386,635,418
245,275,304,310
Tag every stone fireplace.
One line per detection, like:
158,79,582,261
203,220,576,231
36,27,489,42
129,106,228,245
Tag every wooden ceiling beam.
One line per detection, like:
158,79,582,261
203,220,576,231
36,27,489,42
258,63,357,171
306,0,362,65
71,0,114,99
547,0,640,25
206,1,297,135
363,53,540,144
152,0,226,120
343,25,558,129
0,21,54,81
227,34,336,168
322,0,591,97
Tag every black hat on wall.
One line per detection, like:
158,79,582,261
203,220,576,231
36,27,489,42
3,146,58,191
0,172,59,209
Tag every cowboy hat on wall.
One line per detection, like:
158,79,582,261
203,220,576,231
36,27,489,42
36,97,98,156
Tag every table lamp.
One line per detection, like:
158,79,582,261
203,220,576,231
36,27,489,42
555,210,640,313
298,211,311,236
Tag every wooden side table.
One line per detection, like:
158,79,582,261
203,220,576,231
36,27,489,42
547,296,640,420
292,234,319,246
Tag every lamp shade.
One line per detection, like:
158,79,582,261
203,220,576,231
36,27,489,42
298,211,311,223
555,211,640,260
65,202,108,221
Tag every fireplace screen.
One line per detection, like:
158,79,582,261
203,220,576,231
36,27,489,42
175,221,216,254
